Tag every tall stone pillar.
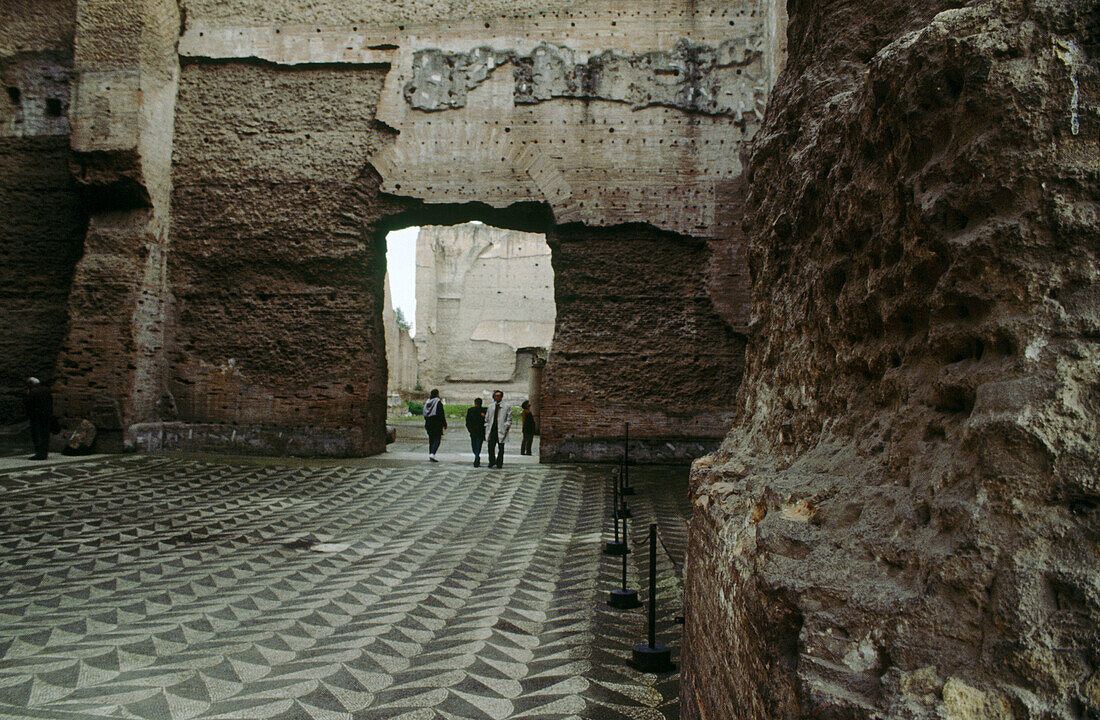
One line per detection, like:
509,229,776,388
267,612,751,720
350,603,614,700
56,0,180,446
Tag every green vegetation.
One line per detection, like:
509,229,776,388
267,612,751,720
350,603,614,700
407,400,523,419
394,307,412,332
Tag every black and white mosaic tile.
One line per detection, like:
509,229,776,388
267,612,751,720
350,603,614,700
0,456,688,720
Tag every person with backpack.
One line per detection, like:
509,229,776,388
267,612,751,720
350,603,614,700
423,389,447,462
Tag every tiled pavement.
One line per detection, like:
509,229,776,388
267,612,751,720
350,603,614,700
0,454,689,720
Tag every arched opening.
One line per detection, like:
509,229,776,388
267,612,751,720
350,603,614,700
382,220,555,461
367,198,746,465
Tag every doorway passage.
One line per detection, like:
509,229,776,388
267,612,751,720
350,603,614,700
383,222,555,447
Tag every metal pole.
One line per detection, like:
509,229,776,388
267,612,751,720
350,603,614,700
621,521,629,590
648,523,657,648
621,422,635,495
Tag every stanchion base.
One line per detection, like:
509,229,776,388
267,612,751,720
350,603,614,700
603,541,629,556
614,506,632,519
620,486,636,496
632,642,674,673
608,588,641,609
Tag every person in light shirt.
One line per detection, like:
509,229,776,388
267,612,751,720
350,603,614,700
483,389,512,469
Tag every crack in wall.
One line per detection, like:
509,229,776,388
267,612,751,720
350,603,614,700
404,37,769,121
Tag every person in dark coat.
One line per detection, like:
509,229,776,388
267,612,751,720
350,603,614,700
520,400,537,456
423,389,447,462
465,397,487,467
23,377,53,460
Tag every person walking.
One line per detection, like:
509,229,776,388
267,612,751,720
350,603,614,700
484,389,511,469
23,377,53,460
465,397,487,467
423,389,446,462
519,400,537,456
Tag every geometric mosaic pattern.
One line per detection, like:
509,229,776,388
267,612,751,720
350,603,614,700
0,456,687,719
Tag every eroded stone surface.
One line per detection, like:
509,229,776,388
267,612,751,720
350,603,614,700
405,37,768,119
683,1,1100,717
0,1,85,424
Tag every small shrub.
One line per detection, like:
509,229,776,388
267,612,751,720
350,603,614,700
407,401,423,416
444,403,473,418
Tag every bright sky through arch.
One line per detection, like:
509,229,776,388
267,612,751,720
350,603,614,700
386,227,419,336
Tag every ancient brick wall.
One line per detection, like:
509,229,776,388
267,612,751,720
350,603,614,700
541,224,744,462
167,61,392,455
0,0,86,423
49,0,181,446
143,0,775,456
684,0,1099,716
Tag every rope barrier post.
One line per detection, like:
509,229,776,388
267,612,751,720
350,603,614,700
621,421,635,496
604,461,628,556
631,523,672,672
608,515,640,609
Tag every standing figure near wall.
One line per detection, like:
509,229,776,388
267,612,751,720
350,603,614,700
484,390,511,469
465,398,486,467
423,389,446,462
520,400,536,456
23,378,54,460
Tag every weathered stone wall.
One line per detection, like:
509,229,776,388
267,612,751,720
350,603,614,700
48,0,181,446
153,0,771,456
166,61,392,456
414,223,554,398
684,1,1099,717
0,0,85,423
542,224,744,462
383,274,418,393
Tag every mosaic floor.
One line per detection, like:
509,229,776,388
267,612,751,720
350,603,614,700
0,455,688,720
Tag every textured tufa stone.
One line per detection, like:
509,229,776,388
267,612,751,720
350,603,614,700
683,0,1099,717
62,418,96,455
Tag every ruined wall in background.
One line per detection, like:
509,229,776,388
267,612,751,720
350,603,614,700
684,0,1100,717
414,223,553,401
383,275,418,393
542,224,744,462
161,0,779,457
0,0,86,423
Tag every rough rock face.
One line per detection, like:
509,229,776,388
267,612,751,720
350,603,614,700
683,1,1099,718
168,62,393,456
541,224,745,462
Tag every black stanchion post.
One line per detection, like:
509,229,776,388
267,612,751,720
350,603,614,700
631,523,672,672
621,421,635,496
608,515,640,609
604,460,628,556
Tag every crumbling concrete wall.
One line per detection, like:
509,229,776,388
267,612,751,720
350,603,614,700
414,223,554,398
383,274,418,393
166,61,392,456
684,0,1100,717
157,0,772,456
0,0,85,423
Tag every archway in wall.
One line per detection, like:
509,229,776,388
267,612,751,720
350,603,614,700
152,0,776,461
384,222,555,405
370,200,746,465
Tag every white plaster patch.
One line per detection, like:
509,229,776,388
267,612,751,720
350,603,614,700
1024,337,1046,362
